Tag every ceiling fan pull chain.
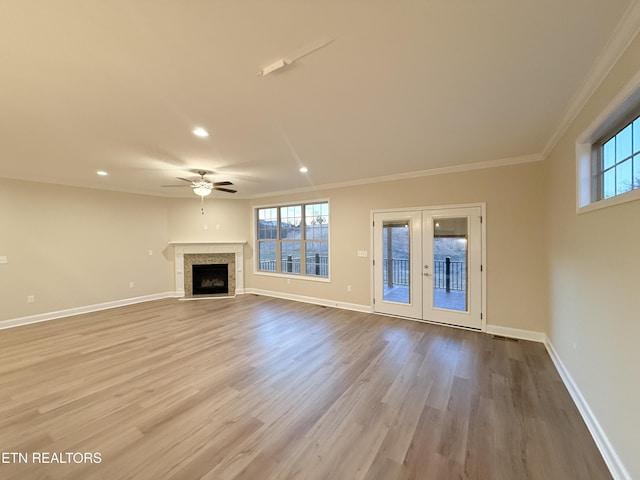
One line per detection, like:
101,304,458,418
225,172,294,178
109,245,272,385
201,194,205,215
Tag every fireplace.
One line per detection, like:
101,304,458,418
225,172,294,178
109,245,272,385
192,264,228,295
182,252,237,298
169,242,245,299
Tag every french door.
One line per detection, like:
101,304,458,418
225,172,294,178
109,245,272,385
372,206,483,330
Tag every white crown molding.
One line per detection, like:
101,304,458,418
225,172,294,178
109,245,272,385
248,153,544,199
543,0,640,158
544,336,631,480
0,292,175,331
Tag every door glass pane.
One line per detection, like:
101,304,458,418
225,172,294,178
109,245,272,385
433,217,467,311
382,221,410,304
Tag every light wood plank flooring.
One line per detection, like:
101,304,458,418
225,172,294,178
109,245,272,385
0,295,610,479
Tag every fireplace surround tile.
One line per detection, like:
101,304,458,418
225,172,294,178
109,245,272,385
184,253,235,297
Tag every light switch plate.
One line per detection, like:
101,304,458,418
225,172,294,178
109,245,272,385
357,251,368,257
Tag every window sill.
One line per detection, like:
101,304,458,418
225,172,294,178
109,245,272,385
253,270,331,283
577,187,640,214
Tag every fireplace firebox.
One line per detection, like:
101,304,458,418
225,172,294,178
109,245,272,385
192,264,229,295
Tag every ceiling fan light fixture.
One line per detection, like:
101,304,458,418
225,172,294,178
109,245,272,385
193,185,212,196
192,127,209,138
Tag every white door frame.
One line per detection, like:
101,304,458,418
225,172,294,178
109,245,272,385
370,203,487,331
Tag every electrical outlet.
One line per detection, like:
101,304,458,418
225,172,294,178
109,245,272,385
215,224,220,230
357,250,368,257
27,295,35,303
0,256,7,264
148,250,153,256
347,285,352,292
287,278,291,285
129,282,135,288
204,224,209,230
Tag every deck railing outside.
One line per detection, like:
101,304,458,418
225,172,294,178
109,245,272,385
383,257,465,291
258,256,462,289
259,255,328,277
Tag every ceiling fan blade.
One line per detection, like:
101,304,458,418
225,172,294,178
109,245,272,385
176,177,194,183
161,184,191,187
214,187,237,193
213,181,233,186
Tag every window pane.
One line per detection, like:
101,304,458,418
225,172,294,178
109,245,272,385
305,203,329,240
634,117,640,155
616,124,633,162
634,154,640,190
258,241,277,271
603,169,615,199
603,137,616,169
305,242,328,276
616,159,633,195
280,242,301,274
280,206,301,239
258,208,278,239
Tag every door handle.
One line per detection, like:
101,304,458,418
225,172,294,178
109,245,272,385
424,272,431,277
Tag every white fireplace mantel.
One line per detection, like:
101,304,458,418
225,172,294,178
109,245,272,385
169,241,246,297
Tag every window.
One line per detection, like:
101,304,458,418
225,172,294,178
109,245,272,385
593,112,640,201
576,73,640,213
256,201,329,278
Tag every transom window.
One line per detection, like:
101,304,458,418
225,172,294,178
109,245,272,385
593,113,640,201
256,201,329,278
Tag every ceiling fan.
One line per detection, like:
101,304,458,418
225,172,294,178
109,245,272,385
162,170,237,197
163,170,236,214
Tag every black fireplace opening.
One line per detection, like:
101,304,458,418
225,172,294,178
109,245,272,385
192,263,229,295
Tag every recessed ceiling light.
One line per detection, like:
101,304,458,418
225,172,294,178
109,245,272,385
299,167,309,173
192,127,209,138
97,170,108,176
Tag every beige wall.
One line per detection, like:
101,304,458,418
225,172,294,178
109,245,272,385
544,34,640,477
0,179,173,321
247,160,547,333
166,197,249,243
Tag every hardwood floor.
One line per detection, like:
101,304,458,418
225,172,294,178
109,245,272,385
0,295,610,479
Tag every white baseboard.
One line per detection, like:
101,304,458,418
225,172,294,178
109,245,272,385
245,288,371,313
544,336,630,480
0,292,176,331
485,324,546,342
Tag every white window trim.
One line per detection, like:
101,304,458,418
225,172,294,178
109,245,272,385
253,198,331,283
576,69,640,214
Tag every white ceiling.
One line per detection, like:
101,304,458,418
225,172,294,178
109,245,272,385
0,0,637,198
